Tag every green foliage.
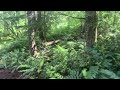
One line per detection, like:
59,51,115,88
41,65,64,79
0,11,120,79
47,11,84,40
64,69,82,79
0,35,28,55
99,69,119,79
17,57,45,79
82,66,99,79
0,11,26,39
0,48,45,79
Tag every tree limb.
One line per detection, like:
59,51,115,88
58,12,85,20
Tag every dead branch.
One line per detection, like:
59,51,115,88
43,40,61,46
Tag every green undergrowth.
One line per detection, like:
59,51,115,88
0,35,120,79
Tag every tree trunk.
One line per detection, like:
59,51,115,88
37,11,46,42
27,11,38,56
84,11,98,48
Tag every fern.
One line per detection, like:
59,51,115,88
82,66,99,79
64,69,81,79
16,58,44,78
101,59,112,68
99,69,119,79
17,64,31,70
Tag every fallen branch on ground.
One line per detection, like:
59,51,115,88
43,40,61,46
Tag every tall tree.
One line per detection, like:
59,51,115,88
84,11,98,48
27,11,38,55
37,11,47,42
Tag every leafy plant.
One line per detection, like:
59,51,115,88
99,69,119,79
16,56,45,79
82,66,99,79
64,69,82,79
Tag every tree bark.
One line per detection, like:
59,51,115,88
37,11,46,42
84,11,98,48
27,11,38,55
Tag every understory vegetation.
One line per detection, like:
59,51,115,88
0,11,120,79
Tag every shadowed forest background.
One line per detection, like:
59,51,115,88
0,11,120,79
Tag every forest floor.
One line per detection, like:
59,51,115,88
0,40,22,79
0,38,61,79
0,39,23,79
0,69,23,79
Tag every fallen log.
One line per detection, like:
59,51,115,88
43,40,61,46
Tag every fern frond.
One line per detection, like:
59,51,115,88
99,69,119,79
64,69,81,79
86,66,99,79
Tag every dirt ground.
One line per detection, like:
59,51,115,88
0,69,23,79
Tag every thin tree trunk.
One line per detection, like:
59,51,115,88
37,11,46,42
95,27,97,43
43,11,47,42
84,11,98,48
